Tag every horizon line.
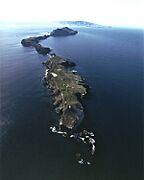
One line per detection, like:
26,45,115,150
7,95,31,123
0,20,143,29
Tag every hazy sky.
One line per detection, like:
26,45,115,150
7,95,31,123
0,0,143,27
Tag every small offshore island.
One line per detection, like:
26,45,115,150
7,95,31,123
21,27,95,165
50,27,78,36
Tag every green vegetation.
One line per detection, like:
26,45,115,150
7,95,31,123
45,56,88,129
48,56,86,104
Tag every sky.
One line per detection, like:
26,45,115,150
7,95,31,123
0,0,143,28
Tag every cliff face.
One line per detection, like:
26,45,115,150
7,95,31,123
50,27,78,36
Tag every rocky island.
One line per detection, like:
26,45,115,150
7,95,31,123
21,27,96,164
21,34,51,55
21,27,78,54
50,27,78,36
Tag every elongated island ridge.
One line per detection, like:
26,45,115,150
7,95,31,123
43,55,88,129
21,27,96,165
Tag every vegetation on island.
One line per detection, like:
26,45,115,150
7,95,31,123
44,55,88,129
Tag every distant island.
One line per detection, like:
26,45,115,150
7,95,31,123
55,21,110,28
50,27,78,36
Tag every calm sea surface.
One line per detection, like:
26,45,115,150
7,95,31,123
0,25,143,180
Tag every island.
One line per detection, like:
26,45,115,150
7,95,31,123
54,21,109,28
21,34,51,55
21,27,78,54
50,27,78,36
21,27,96,164
43,55,88,129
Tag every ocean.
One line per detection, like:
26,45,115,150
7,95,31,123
0,24,143,180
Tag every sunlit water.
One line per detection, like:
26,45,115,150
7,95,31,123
0,25,143,180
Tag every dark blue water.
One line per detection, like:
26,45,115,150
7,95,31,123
0,25,143,180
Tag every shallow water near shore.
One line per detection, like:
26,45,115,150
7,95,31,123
0,25,143,180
